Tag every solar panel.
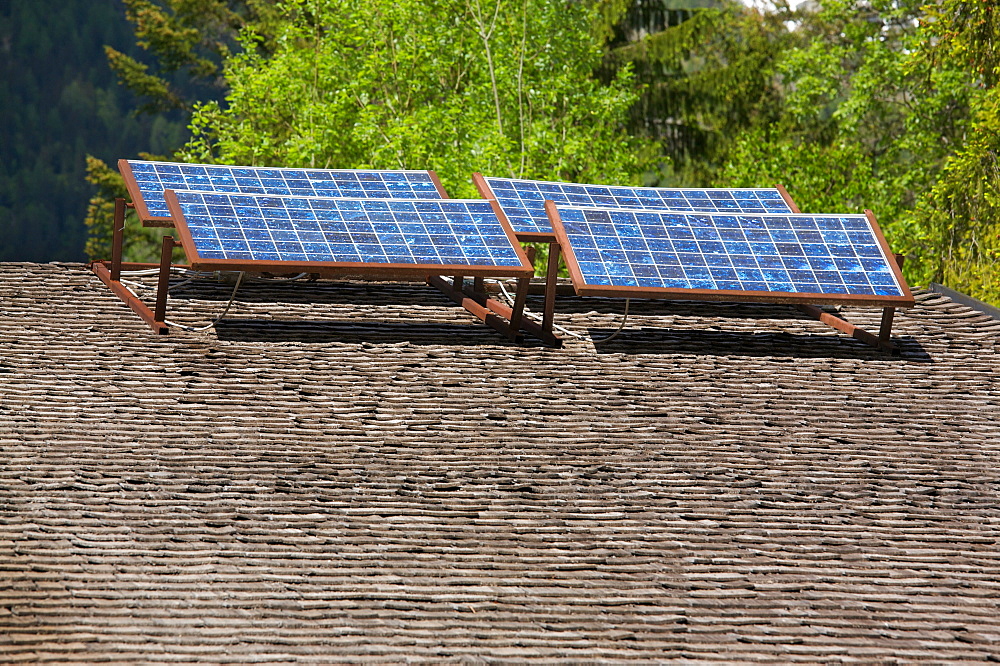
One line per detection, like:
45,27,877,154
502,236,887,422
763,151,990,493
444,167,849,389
548,204,913,306
163,191,532,277
476,174,796,239
120,160,447,225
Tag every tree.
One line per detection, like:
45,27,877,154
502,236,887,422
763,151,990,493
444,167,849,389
104,0,281,114
712,0,999,304
914,0,1000,301
594,0,792,186
181,0,653,199
0,0,187,261
85,0,281,263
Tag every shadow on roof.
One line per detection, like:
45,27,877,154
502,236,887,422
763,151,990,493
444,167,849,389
173,282,871,322
587,327,931,361
553,297,816,320
171,280,452,308
213,319,525,346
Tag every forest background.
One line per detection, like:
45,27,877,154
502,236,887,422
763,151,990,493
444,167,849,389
1,0,997,304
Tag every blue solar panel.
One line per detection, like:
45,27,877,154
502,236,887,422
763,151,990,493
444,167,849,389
481,176,794,237
123,160,444,220
166,191,526,269
553,207,906,298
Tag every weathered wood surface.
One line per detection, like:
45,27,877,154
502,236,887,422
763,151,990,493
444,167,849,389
1,263,999,663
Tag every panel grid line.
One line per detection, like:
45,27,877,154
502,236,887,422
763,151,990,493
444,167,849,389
483,176,794,236
169,191,523,269
126,160,444,219
555,207,905,298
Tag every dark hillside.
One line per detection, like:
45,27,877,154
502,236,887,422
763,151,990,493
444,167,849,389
0,0,184,261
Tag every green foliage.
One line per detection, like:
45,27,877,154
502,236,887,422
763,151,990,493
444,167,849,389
0,0,189,261
66,0,998,305
710,0,1000,304
84,0,281,262
925,0,1000,87
84,155,173,264
83,156,123,262
913,0,1000,300
182,0,653,199
105,45,185,113
598,0,789,185
917,93,1000,298
108,0,281,113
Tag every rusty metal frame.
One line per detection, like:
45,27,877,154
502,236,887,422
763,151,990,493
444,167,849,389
773,190,904,350
98,163,544,341
118,159,174,227
473,172,559,243
90,196,170,334
471,173,562,344
546,201,915,352
92,261,169,334
776,184,801,214
119,189,535,340
472,174,811,348
428,171,449,198
119,159,453,229
428,275,529,342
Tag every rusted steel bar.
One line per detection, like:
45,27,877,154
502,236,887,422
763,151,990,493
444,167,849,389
461,284,561,346
796,304,896,353
542,242,560,337
506,277,530,334
153,236,176,325
427,275,522,342
91,262,169,334
775,184,801,214
111,198,126,281
879,254,906,342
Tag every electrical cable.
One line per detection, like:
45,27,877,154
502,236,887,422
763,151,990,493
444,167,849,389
120,267,308,284
118,270,247,331
492,279,630,342
117,269,309,331
247,272,309,282
164,271,245,331
589,297,630,344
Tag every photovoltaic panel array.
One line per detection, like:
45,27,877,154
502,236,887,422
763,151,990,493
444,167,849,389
481,176,794,237
552,206,907,301
122,160,445,221
165,191,528,272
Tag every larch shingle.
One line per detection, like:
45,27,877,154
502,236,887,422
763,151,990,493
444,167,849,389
1,262,999,662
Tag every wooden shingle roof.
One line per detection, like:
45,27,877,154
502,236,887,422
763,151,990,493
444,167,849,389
1,262,999,662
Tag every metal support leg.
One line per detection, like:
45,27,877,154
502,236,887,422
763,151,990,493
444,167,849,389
542,242,560,336
880,254,905,344
111,197,126,282
525,245,537,268
507,276,530,334
796,304,896,353
879,307,896,342
153,236,175,324
427,274,523,342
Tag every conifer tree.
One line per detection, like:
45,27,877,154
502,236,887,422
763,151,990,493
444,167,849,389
714,0,999,303
85,0,280,262
593,0,791,185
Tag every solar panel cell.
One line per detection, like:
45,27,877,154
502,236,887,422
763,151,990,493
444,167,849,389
165,191,529,277
477,175,797,238
120,160,448,223
549,205,910,305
